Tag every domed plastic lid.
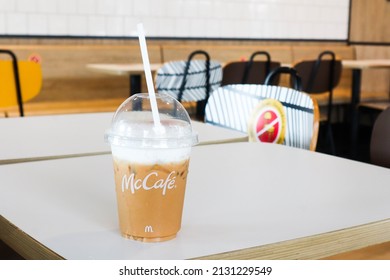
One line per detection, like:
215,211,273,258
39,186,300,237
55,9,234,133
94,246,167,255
105,93,198,149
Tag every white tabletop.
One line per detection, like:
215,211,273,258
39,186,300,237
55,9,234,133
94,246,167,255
86,63,162,76
1,143,389,260
342,59,390,70
0,113,247,164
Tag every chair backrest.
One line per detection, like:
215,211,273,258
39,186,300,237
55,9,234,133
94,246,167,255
293,51,342,94
205,84,319,151
0,49,42,117
155,50,222,103
370,107,390,168
264,66,302,91
156,50,222,120
221,51,281,86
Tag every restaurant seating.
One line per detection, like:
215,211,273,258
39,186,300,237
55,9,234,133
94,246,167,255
0,49,42,117
358,91,390,123
292,51,342,155
355,76,389,141
155,50,222,121
370,107,390,168
359,101,390,112
264,66,302,91
221,51,281,86
205,84,319,151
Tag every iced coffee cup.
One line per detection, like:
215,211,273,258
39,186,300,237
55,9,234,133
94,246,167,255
105,93,198,242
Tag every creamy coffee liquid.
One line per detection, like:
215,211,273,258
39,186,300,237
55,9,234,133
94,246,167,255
107,108,196,242
113,155,190,242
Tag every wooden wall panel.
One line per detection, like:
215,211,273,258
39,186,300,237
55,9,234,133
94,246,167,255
350,0,390,43
0,45,162,103
0,41,356,108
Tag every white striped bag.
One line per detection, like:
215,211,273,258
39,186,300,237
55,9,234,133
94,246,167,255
205,84,318,150
156,60,222,102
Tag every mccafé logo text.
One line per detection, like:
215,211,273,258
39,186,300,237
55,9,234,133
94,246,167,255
121,171,176,195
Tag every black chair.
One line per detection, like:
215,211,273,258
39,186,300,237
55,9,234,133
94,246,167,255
292,51,342,155
221,51,281,86
358,70,390,112
155,50,222,121
370,107,390,168
358,83,390,128
264,66,302,91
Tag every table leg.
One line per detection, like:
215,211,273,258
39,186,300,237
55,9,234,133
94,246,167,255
130,74,141,96
350,69,362,160
130,74,142,110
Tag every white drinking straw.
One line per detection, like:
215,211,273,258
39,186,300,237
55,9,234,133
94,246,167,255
137,23,161,127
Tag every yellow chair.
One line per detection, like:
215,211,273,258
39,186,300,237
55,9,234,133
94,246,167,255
0,50,42,116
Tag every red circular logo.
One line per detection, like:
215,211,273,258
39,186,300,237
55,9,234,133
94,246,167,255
255,109,281,143
248,99,286,144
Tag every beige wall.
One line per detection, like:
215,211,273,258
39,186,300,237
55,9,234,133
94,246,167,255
350,0,390,43
349,0,390,96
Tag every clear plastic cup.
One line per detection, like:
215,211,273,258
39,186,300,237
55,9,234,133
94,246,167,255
105,93,198,242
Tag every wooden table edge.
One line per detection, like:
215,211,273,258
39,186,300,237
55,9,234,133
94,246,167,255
0,151,111,165
2,215,389,260
0,215,64,260
193,219,390,260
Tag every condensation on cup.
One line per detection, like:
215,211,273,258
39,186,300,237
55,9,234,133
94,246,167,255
105,93,198,242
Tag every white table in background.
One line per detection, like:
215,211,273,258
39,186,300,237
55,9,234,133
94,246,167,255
0,142,389,260
0,112,247,164
86,63,162,96
86,63,162,76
